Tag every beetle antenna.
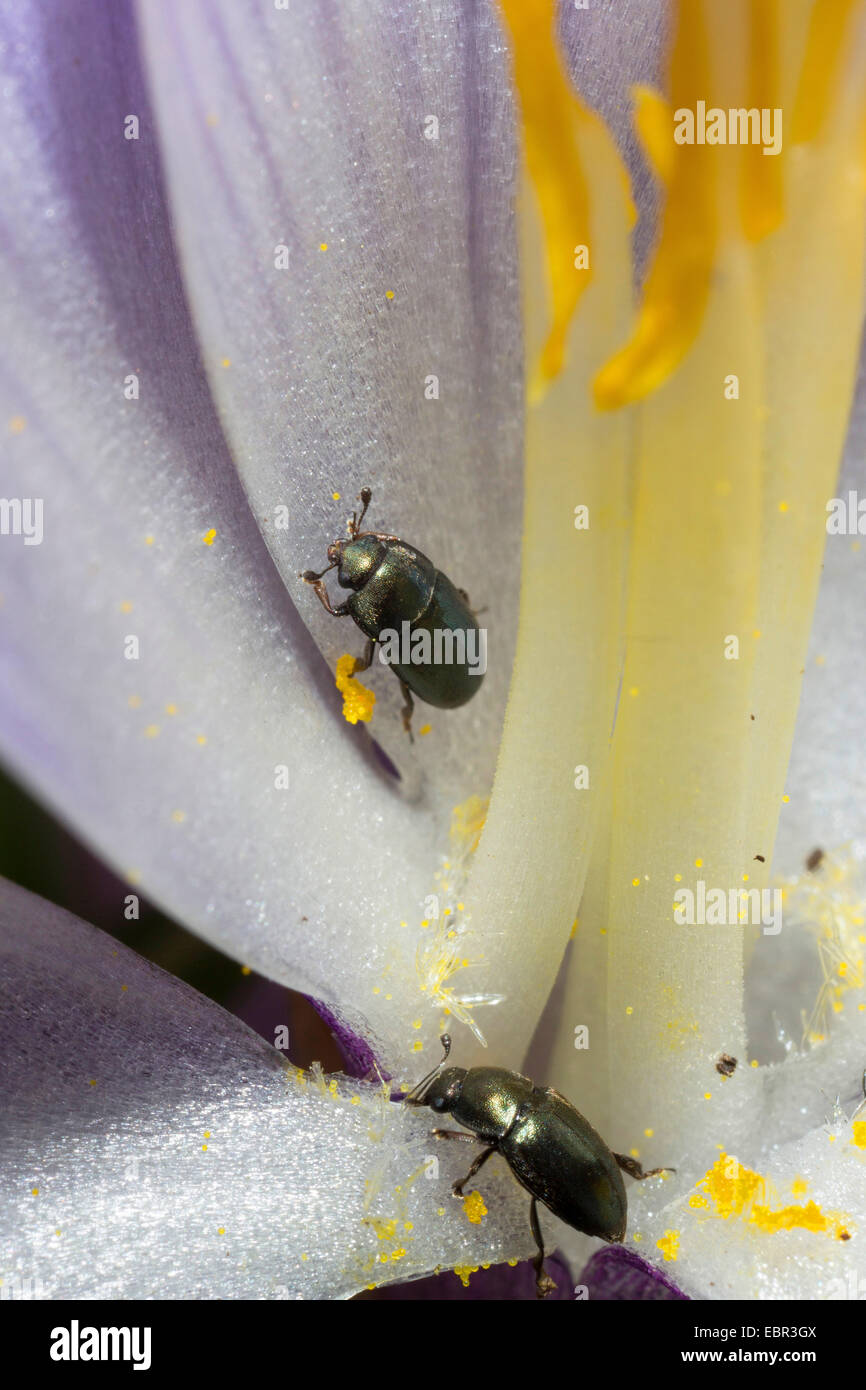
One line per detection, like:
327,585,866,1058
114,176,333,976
350,486,372,537
404,1034,451,1106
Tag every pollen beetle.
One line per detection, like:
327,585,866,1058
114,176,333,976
406,1035,673,1297
300,489,484,738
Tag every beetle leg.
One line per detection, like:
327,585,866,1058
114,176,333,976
301,574,351,618
529,1196,557,1299
398,679,415,741
456,587,488,617
431,1128,478,1144
613,1152,676,1180
352,638,376,674
450,1144,496,1198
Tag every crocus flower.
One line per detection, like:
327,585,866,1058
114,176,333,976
2,0,866,1303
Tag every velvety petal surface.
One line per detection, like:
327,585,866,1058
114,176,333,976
773,359,866,874
0,0,522,1072
0,877,535,1299
136,0,524,795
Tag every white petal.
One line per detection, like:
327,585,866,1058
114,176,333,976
136,0,524,793
774,359,866,869
635,1112,866,1300
744,371,866,1075
0,2,521,1069
0,878,534,1299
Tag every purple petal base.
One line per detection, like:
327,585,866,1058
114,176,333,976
578,1246,689,1300
362,1251,574,1300
307,995,386,1079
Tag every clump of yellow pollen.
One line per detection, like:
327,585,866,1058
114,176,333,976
335,653,375,724
462,1190,487,1225
697,1152,849,1239
657,1230,680,1262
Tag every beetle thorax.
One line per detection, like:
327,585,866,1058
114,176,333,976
450,1067,534,1141
335,535,386,590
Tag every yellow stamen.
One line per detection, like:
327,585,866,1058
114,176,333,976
498,0,631,394
740,0,784,242
594,0,716,409
631,84,675,186
792,0,858,145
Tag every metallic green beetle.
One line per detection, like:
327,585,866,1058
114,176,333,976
406,1036,674,1297
301,489,484,737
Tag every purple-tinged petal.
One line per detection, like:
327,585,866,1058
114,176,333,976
0,0,517,1069
365,1249,574,1299
579,1246,689,1301
137,0,524,792
0,875,535,1298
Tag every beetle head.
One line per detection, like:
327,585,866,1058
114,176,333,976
330,534,385,590
404,1033,464,1112
421,1066,466,1115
